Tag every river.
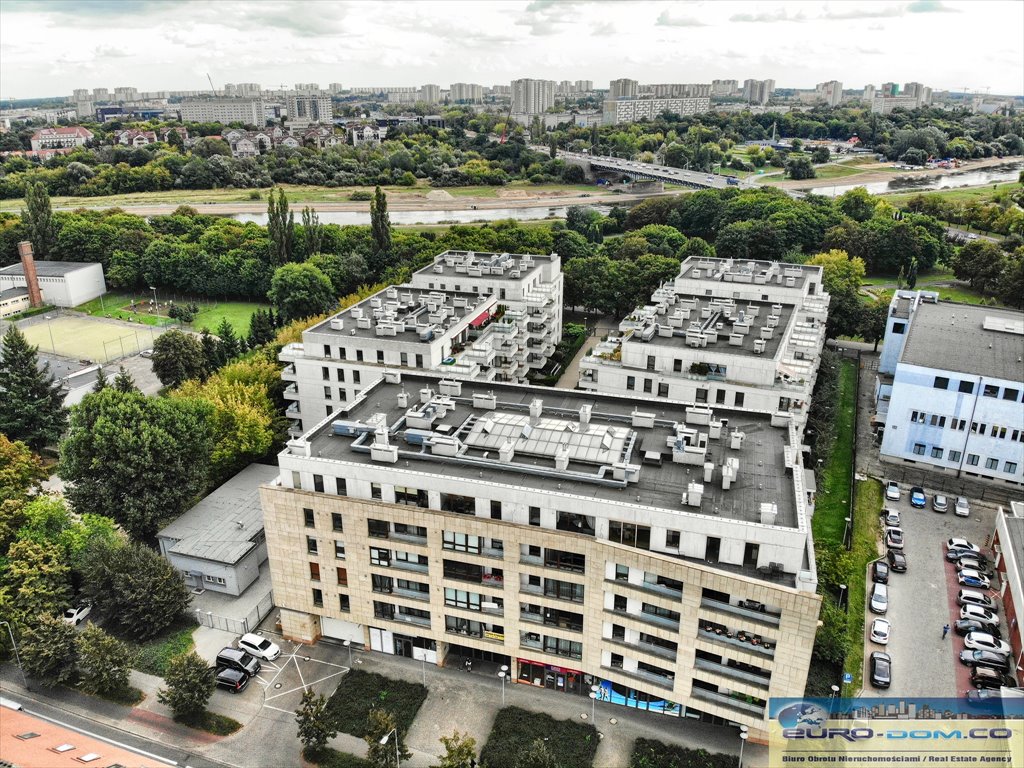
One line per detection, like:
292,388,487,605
231,204,612,227
809,161,1024,197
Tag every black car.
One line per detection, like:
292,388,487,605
887,549,907,573
959,649,1011,672
955,618,1001,638
971,667,1015,690
215,667,249,694
872,560,890,584
946,549,989,566
869,651,891,689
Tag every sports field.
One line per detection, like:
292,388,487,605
18,314,166,363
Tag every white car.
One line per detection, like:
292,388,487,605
961,605,999,623
946,538,980,554
881,509,901,527
238,632,281,661
885,527,905,550
63,603,91,625
958,569,992,589
870,583,888,614
870,618,891,645
885,481,901,501
963,632,1011,655
955,497,971,518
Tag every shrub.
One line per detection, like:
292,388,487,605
325,670,427,738
349,191,373,201
629,738,738,768
480,707,598,768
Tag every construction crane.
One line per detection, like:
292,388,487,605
206,73,217,97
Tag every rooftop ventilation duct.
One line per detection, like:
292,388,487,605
760,502,778,526
579,404,592,427
499,440,515,463
683,482,703,507
330,318,344,331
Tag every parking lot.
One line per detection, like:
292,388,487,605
863,484,1005,697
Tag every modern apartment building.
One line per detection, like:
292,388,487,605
511,79,556,114
261,370,822,740
178,98,265,125
609,78,639,100
419,84,441,103
875,291,1024,487
815,81,843,107
602,97,711,125
113,86,138,101
281,250,563,434
742,79,775,105
645,83,712,99
712,80,738,97
450,83,484,103
286,93,333,127
578,257,829,432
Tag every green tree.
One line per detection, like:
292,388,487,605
308,252,369,297
858,297,890,352
807,249,866,338
80,539,190,640
301,206,323,256
112,366,138,393
813,596,851,665
268,262,336,322
0,434,46,501
151,329,206,388
200,327,224,372
785,155,816,180
995,248,1024,308
952,239,1007,293
836,187,876,222
76,623,136,697
267,187,295,264
22,181,56,257
435,731,477,768
0,326,68,450
20,613,77,687
215,318,242,362
245,308,276,349
811,146,831,164
60,388,213,540
91,366,108,392
365,708,409,767
515,739,558,768
3,538,69,627
295,689,337,753
158,651,214,719
548,135,557,160
370,185,393,264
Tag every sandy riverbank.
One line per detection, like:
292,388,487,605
764,156,1020,190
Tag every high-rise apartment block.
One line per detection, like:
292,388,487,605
579,258,829,432
712,80,738,97
329,83,345,95
862,85,876,102
609,78,639,100
295,82,321,92
286,94,333,127
419,84,441,103
92,87,110,102
741,79,775,105
880,82,899,97
511,79,556,114
280,250,563,435
113,86,138,102
450,83,484,103
815,81,843,107
602,97,711,125
646,83,712,99
178,99,265,125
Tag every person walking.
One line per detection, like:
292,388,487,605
942,624,950,639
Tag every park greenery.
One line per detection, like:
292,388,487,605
0,326,68,450
629,738,738,768
479,706,598,768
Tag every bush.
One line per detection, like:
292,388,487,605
174,710,242,735
480,707,598,768
131,618,196,676
325,670,427,738
629,738,738,768
349,191,373,201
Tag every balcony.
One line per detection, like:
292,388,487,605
520,635,542,651
393,587,430,603
285,403,302,419
283,384,299,400
636,611,680,631
390,531,429,547
606,636,678,662
697,628,775,658
700,598,781,627
391,612,431,629
691,687,765,717
606,578,683,601
450,628,504,644
282,364,297,381
279,343,304,363
694,658,771,688
600,665,675,691
519,554,543,567
393,560,429,574
481,546,505,560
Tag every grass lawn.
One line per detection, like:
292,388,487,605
480,706,598,768
75,294,269,336
881,180,1020,206
860,273,1001,306
73,293,173,327
811,359,857,543
128,617,197,676
192,300,269,335
325,670,427,738
811,164,868,180
846,479,883,693
630,738,738,768
174,710,242,735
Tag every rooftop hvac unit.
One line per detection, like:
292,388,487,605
330,318,344,331
429,435,461,457
683,482,703,507
554,445,570,471
383,370,402,384
439,379,462,396
730,430,745,450
760,326,774,340
370,297,382,308
499,440,515,463
760,502,778,525
753,339,767,354
641,325,657,342
397,391,409,408
692,269,701,278
785,277,796,287
357,316,371,329
433,264,444,273
708,420,723,440
332,420,374,437
632,410,656,428
350,307,363,319
404,429,432,446
529,398,543,419
419,388,434,404
703,461,714,483
473,393,497,410
579,404,592,427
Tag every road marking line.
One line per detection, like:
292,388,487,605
262,704,297,715
25,707,178,766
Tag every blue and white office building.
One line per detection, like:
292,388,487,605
875,291,1024,488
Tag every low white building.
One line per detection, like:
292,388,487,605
0,287,31,318
0,261,106,308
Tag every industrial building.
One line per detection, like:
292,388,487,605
0,243,106,309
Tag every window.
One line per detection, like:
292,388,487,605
626,376,636,391
913,443,926,455
395,486,428,507
614,564,629,582
609,521,651,550
441,493,476,515
306,536,318,555
695,388,708,403
543,636,582,659
373,601,394,620
326,405,333,415
370,547,391,566
356,350,364,362
490,500,502,520
734,392,745,407
339,594,350,612
715,390,726,404
340,347,347,360
445,588,481,611
985,458,999,470
304,508,315,528
529,507,541,526
641,603,680,624
543,578,584,603
930,447,944,459
371,483,383,500
610,652,624,669
334,540,346,559
353,370,361,384
613,594,627,611
948,450,962,463
983,384,999,398
443,531,481,553
666,530,681,548
959,381,974,394
324,386,332,400
892,322,906,334
673,359,683,373
322,366,330,380
332,513,344,531
556,511,594,536
643,378,653,394
966,454,980,466
323,345,332,358
337,368,345,382
658,382,669,398
336,478,347,496
312,588,323,607
368,519,390,538
377,350,385,364
1003,388,1019,402
933,376,949,390
415,354,423,368
203,575,226,585
336,567,348,586
543,548,585,573
1006,462,1018,474
313,474,324,493
952,419,967,431
611,624,625,640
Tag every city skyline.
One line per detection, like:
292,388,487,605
1,0,1021,99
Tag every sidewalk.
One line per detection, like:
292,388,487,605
555,314,618,390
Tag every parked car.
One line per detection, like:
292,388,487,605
958,570,992,589
956,559,993,577
958,590,997,611
955,618,1000,637
971,667,1015,690
238,633,281,661
885,527,905,550
870,583,889,614
910,487,927,508
216,647,261,677
885,481,901,501
62,603,91,626
869,651,892,688
946,538,981,554
959,649,1010,672
955,497,971,517
966,689,1008,704
882,509,901,527
872,560,890,584
947,549,989,565
140,348,154,358
932,494,949,513
215,667,249,694
887,550,908,572
960,604,999,623
964,632,1011,655
870,618,891,645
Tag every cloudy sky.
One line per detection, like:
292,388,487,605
1,0,1021,98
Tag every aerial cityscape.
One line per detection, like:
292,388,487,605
0,2,1021,768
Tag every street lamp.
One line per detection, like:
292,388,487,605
738,726,749,768
844,516,853,550
589,683,600,720
0,621,29,691
829,684,840,717
838,584,848,613
343,639,353,667
379,727,400,767
44,314,56,354
499,665,508,706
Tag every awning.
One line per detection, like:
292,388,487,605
469,311,490,328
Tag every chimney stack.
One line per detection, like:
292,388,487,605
17,241,44,308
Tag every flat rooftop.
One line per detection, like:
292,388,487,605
414,250,556,282
305,285,492,343
901,302,1024,381
677,257,819,291
0,286,28,300
297,374,801,530
0,260,98,278
621,295,795,359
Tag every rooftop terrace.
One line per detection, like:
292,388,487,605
413,250,557,282
677,257,820,291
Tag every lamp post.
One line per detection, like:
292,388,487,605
499,665,508,706
738,726,749,768
379,727,400,767
344,639,352,667
829,684,840,717
150,286,158,310
0,621,29,691
589,683,600,720
844,516,852,550
44,314,56,354
839,584,848,613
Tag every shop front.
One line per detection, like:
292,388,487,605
516,658,591,695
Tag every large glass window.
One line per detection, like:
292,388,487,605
556,511,594,536
543,548,586,573
443,531,481,553
543,578,584,603
441,493,476,515
395,487,428,507
444,588,481,611
609,521,651,550
368,519,390,538
543,636,583,659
